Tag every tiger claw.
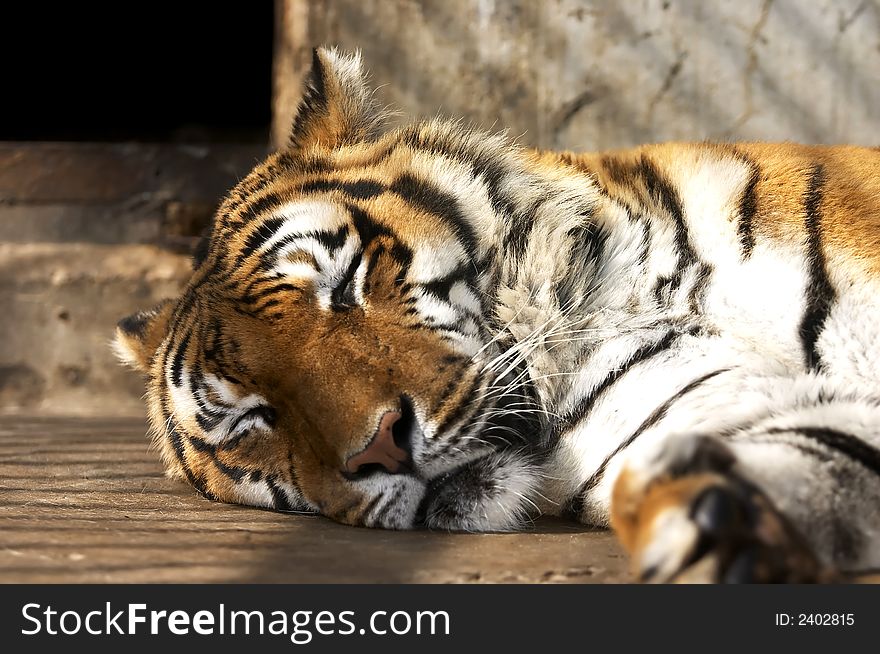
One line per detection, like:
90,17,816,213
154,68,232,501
612,435,837,583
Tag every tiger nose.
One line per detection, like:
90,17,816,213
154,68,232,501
344,410,412,476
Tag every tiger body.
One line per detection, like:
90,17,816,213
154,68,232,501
116,49,880,582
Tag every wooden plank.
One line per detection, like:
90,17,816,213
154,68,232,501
0,417,628,583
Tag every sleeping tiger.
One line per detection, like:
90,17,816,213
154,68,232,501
115,48,880,583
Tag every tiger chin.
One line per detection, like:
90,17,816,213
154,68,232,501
115,47,880,583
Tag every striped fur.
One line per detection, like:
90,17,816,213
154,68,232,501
116,48,880,579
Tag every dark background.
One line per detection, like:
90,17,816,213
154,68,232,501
0,3,274,143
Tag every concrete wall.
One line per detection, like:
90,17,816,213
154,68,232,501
273,0,880,150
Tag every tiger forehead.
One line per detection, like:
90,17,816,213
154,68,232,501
229,165,473,254
233,197,466,265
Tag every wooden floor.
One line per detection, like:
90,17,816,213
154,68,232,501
0,416,628,583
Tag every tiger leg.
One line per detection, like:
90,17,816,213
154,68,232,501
609,389,880,583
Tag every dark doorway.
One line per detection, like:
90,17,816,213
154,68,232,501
0,3,274,143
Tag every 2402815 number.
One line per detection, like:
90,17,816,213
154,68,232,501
775,613,854,626
799,614,854,626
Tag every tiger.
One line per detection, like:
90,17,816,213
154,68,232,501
114,47,880,583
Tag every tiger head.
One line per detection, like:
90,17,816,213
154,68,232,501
114,48,549,531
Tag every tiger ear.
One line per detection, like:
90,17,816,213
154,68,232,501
113,300,175,372
289,47,388,150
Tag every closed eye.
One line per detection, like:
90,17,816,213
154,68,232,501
227,405,277,438
330,252,363,310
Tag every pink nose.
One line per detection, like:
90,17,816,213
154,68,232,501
345,410,410,475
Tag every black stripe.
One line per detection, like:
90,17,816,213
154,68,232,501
195,410,224,432
200,327,247,385
189,361,206,414
399,127,533,261
364,243,385,282
170,330,191,388
116,309,154,340
431,374,467,425
187,433,217,454
189,367,233,414
196,407,277,453
638,156,690,261
423,322,471,338
347,202,393,245
567,219,609,268
434,394,492,457
766,426,880,477
240,191,285,225
313,224,350,251
216,430,253,451
370,489,400,525
192,225,213,270
163,409,215,501
266,475,294,511
256,235,302,270
168,425,210,497
557,328,682,434
242,282,305,305
169,289,197,328
555,218,609,309
253,299,281,313
159,325,214,500
236,215,285,267
301,178,386,200
330,252,362,310
389,173,479,261
603,155,639,194
652,275,676,304
439,353,468,367
798,164,835,371
730,434,834,464
638,155,700,297
634,211,652,265
256,225,349,273
603,155,696,301
228,405,277,436
213,458,249,483
347,203,413,277
420,265,469,304
471,149,520,221
433,373,484,438
566,368,727,518
238,170,275,200
360,493,385,525
276,149,333,175
737,161,760,258
401,126,516,219
388,242,414,273
502,200,540,263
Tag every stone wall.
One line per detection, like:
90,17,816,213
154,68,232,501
273,0,880,150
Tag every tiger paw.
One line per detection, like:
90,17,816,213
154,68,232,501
611,435,836,583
